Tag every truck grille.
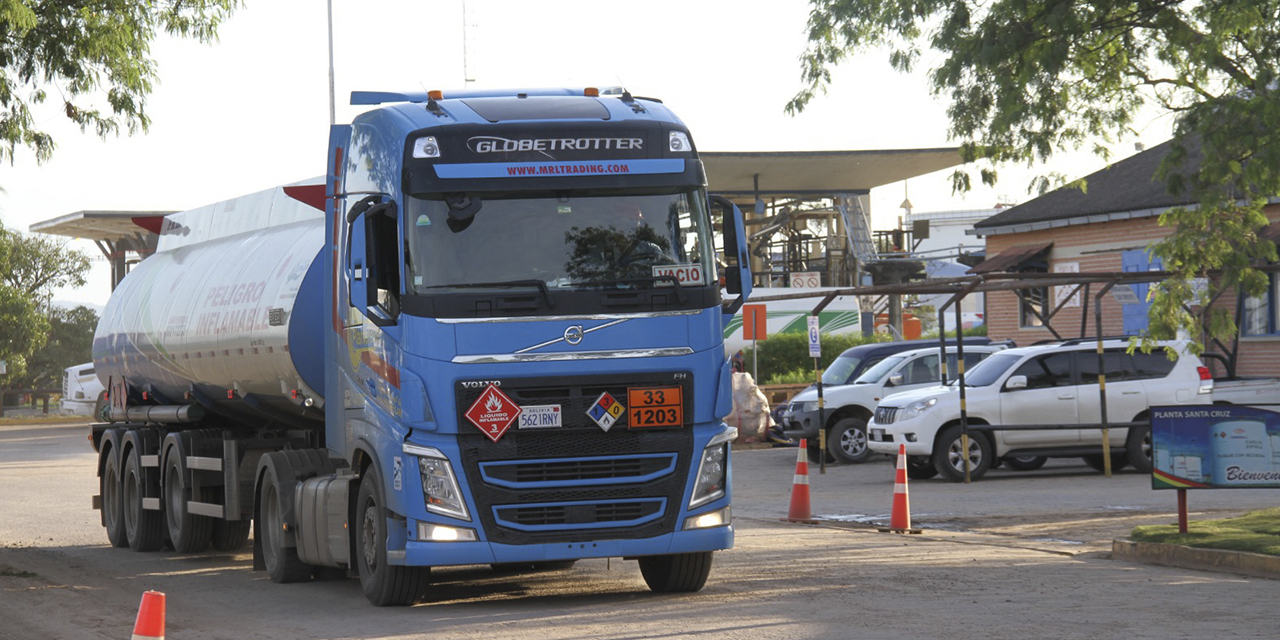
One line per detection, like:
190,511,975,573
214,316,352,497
456,372,693,545
874,406,898,425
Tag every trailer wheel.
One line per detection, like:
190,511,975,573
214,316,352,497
356,469,430,606
101,446,127,547
123,446,164,551
164,442,211,553
258,470,311,583
638,551,713,592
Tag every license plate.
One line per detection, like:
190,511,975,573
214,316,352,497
627,386,683,428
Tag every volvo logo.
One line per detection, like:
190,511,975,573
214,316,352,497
564,325,584,345
461,380,502,389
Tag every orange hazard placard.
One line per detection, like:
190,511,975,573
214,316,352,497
627,387,683,428
742,304,767,341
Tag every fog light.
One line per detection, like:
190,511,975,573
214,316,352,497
906,433,918,443
417,522,478,542
683,506,731,530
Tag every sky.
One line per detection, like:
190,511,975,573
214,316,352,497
0,0,1176,308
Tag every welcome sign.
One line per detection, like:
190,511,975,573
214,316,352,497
1150,404,1280,489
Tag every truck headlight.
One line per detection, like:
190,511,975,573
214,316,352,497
684,506,731,530
897,397,939,422
689,428,734,509
403,444,470,520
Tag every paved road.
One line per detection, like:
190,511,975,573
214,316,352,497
2,422,1279,639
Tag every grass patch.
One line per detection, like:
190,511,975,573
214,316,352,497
0,569,38,579
1130,507,1280,557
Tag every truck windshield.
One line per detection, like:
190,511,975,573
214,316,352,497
405,190,715,294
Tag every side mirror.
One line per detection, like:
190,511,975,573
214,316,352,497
709,194,752,315
1004,375,1028,390
888,373,904,386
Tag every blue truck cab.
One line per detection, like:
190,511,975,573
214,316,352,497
320,88,751,604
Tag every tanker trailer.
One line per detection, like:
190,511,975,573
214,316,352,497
90,87,753,606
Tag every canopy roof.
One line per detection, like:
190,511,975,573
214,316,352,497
702,148,963,205
29,210,173,242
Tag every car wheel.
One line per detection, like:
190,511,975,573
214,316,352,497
1002,456,1047,471
1126,424,1153,473
829,418,871,464
933,426,992,482
1082,452,1128,473
905,455,938,480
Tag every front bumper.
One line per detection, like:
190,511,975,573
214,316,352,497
866,419,934,456
780,407,823,439
398,524,734,566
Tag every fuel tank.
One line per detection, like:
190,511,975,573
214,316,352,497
93,181,328,425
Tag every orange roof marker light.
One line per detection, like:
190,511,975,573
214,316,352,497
584,87,600,97
427,90,443,101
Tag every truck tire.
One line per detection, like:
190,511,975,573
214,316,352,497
933,426,992,482
829,418,871,464
906,455,938,480
356,469,430,606
123,446,165,551
1002,456,1047,471
1126,425,1153,473
164,441,212,553
638,551,713,592
258,468,312,583
101,446,128,548
211,518,252,552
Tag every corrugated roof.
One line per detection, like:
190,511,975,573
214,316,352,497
702,148,964,205
967,242,1053,274
974,137,1201,230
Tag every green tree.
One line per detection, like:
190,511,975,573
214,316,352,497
0,223,90,390
0,0,239,165
789,0,1280,349
12,304,98,390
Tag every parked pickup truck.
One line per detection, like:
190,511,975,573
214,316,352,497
1200,352,1280,407
866,339,1214,481
780,343,1007,463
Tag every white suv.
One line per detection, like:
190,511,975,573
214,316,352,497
866,339,1212,481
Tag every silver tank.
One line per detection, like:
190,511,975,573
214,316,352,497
93,181,328,424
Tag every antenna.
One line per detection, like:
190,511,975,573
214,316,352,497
327,0,336,124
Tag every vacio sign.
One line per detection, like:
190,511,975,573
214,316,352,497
1150,404,1280,489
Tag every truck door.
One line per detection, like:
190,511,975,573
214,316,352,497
999,353,1080,446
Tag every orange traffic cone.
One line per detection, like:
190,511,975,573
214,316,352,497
881,444,921,534
784,438,816,523
131,590,165,640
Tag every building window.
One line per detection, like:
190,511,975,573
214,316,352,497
1018,267,1049,328
1243,273,1280,335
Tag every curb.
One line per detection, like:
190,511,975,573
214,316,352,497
1112,539,1280,580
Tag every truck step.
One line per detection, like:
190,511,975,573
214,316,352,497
187,501,225,518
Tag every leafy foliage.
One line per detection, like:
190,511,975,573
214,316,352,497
0,0,239,165
790,0,1280,348
0,224,90,384
11,304,97,390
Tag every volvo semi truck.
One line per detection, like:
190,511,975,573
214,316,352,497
90,87,752,605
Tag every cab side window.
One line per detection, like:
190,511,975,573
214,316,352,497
1009,353,1073,390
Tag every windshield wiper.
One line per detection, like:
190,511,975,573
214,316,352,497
419,279,555,308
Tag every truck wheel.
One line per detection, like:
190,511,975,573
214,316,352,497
905,455,938,480
123,446,165,551
101,447,128,547
1002,456,1047,471
356,470,430,606
933,426,992,482
1081,453,1128,473
164,443,211,553
258,470,311,583
638,551,713,592
829,418,871,464
1126,425,1153,473
205,486,252,552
